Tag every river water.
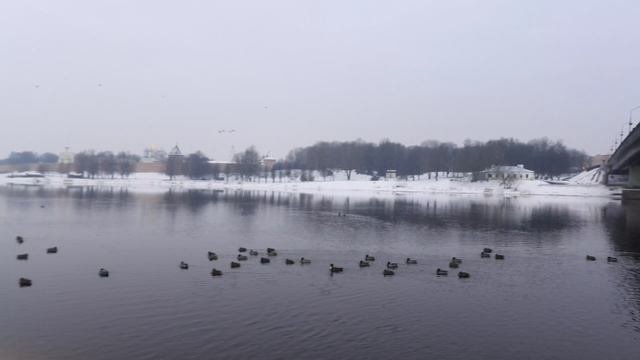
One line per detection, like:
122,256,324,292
1,186,639,359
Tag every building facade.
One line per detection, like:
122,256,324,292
479,164,535,181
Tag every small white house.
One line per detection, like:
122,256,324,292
385,170,397,179
480,164,535,181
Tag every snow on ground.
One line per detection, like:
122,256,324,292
567,168,604,185
0,172,615,198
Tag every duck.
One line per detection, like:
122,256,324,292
208,252,218,261
359,260,370,267
483,248,493,253
300,257,311,264
436,268,448,276
179,261,189,270
480,252,491,258
386,261,398,269
329,264,343,273
237,254,248,261
448,261,459,269
285,258,295,265
260,257,270,264
211,268,223,276
17,253,28,260
19,277,32,287
607,256,618,263
458,271,470,279
266,248,276,253
16,236,24,244
238,247,247,253
586,255,596,261
99,268,110,277
249,249,259,256
406,258,417,265
495,254,505,260
46,247,58,254
365,254,375,261
451,257,462,264
383,269,395,276
230,261,240,268
268,250,278,256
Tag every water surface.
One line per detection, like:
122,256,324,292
1,187,639,359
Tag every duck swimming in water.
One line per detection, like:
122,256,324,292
483,248,493,253
329,264,343,273
607,256,618,263
208,252,218,261
436,268,448,276
480,252,490,258
16,236,24,244
211,268,223,276
365,254,375,261
238,247,247,253
359,260,370,267
386,262,398,269
495,254,505,260
19,278,32,287
406,258,417,265
458,271,470,278
300,257,311,264
260,257,270,264
383,269,395,276
230,261,240,268
99,268,109,277
46,247,58,254
237,254,248,261
179,261,189,270
17,254,28,260
249,249,259,256
285,258,295,265
586,255,596,261
448,260,459,269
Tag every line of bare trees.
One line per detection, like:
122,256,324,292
284,138,588,179
73,151,140,178
166,147,265,181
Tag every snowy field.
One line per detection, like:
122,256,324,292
0,169,615,198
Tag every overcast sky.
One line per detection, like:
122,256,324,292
1,0,638,159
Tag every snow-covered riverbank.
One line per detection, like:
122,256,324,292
0,172,615,198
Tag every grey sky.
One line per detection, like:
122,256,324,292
1,0,638,159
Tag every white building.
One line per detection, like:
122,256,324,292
58,147,74,164
385,170,397,179
260,156,277,171
479,164,535,181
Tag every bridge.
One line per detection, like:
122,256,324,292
607,121,640,198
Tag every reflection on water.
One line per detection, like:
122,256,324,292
0,186,639,360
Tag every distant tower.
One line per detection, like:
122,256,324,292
166,145,184,180
169,145,183,157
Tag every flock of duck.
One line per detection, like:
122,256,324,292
13,235,619,287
